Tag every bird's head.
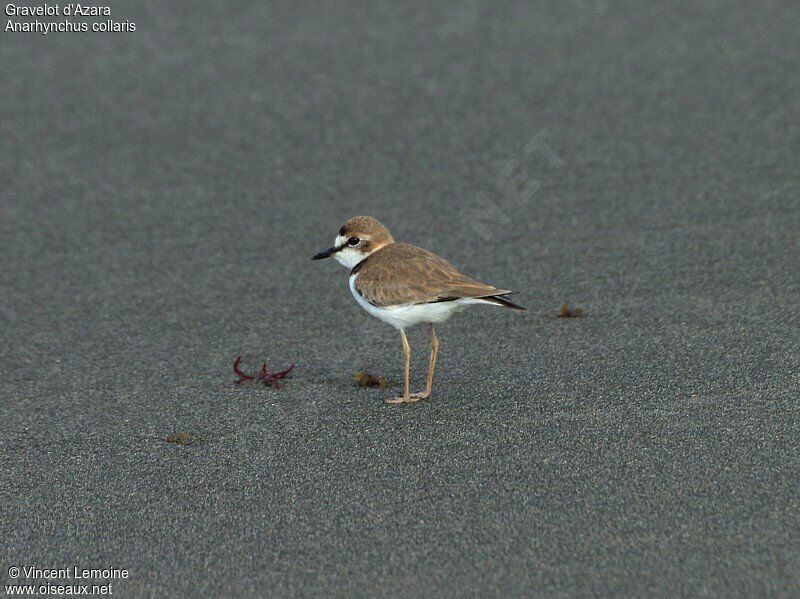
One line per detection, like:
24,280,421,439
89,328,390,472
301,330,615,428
312,216,394,268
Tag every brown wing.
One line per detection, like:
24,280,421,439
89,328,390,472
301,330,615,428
353,243,513,307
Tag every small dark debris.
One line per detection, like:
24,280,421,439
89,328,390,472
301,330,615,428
557,303,585,318
166,433,193,446
354,371,388,388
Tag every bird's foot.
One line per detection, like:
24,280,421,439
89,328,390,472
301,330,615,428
385,392,427,404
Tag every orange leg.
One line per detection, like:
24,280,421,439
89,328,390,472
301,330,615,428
386,329,419,404
410,323,438,400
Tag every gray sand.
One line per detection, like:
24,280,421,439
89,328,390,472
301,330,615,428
2,1,799,596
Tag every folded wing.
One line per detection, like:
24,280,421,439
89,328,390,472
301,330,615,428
353,243,514,307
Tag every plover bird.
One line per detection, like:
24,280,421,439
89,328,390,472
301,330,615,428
313,216,525,404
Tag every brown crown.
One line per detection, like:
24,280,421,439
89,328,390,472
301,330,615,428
340,216,395,246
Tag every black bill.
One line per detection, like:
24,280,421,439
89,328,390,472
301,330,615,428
312,246,338,260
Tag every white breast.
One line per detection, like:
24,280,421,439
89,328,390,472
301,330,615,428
348,274,482,330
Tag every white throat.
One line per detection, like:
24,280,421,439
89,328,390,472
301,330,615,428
332,234,370,269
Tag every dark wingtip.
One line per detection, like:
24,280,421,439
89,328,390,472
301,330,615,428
487,295,526,311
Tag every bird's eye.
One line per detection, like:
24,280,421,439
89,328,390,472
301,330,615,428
348,237,360,246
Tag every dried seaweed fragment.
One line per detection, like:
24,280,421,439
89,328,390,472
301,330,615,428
166,433,193,446
557,303,585,318
354,371,389,388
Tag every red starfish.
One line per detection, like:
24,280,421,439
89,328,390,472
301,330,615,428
233,356,254,384
257,362,295,388
233,356,294,388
